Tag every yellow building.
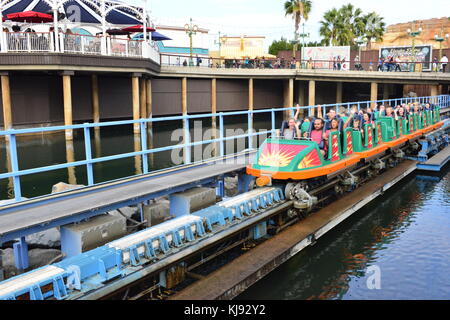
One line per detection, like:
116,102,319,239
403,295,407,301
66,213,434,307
213,35,275,59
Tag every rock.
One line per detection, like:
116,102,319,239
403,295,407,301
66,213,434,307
25,228,61,248
51,182,85,194
224,177,238,197
109,206,139,220
0,248,62,280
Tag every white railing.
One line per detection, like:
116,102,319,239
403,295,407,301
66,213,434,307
148,41,161,64
109,38,143,58
1,31,160,64
6,32,54,52
61,33,102,55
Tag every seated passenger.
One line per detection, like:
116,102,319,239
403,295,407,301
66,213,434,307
305,118,326,157
385,106,397,119
362,111,374,126
397,106,406,119
323,118,340,151
282,118,301,140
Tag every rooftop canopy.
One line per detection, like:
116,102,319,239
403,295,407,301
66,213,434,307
0,0,145,25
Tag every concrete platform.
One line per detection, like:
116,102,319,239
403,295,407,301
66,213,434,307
170,160,417,300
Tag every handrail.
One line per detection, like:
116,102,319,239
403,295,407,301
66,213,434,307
0,94,449,204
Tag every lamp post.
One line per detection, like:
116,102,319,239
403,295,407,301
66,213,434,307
407,23,422,72
434,28,449,61
299,23,309,52
184,18,198,66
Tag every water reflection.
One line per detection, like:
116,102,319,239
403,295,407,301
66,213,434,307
65,139,77,186
134,133,142,175
238,170,450,300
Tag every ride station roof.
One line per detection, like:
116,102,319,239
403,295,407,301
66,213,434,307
1,0,143,25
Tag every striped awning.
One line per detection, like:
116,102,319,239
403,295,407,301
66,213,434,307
1,0,144,25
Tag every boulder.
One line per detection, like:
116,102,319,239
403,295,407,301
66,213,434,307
51,182,85,194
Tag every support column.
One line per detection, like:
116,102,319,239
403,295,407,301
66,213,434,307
1,72,13,131
91,74,100,128
132,73,141,134
146,78,154,167
430,85,439,104
336,82,343,104
370,82,378,109
140,77,147,119
309,80,316,117
181,77,189,163
182,77,187,115
66,140,77,185
297,81,306,118
283,79,294,120
249,78,254,111
62,71,74,141
211,78,217,157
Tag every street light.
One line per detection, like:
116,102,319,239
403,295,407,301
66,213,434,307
434,27,449,61
407,23,423,72
184,18,198,66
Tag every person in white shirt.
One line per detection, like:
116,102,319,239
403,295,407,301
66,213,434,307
440,54,448,73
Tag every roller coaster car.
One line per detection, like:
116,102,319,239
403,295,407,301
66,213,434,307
247,107,444,182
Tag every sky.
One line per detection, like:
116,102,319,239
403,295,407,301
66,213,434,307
131,0,448,50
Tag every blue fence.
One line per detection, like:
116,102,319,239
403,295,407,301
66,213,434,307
1,95,449,204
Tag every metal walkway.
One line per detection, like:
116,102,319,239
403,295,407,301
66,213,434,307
0,152,255,245
417,145,450,171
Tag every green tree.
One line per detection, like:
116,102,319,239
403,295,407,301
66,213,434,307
361,12,386,49
319,8,340,46
269,37,294,56
319,4,385,47
284,0,312,55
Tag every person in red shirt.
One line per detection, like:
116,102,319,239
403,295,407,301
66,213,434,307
304,118,326,157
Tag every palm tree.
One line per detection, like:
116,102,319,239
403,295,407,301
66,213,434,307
362,12,386,49
338,4,364,46
319,8,340,46
284,0,312,55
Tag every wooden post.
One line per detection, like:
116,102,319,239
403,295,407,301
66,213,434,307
146,78,154,167
371,82,378,109
182,77,187,115
91,74,100,129
1,72,13,131
181,77,188,163
309,80,316,117
132,74,141,134
62,71,74,141
248,78,254,111
283,79,294,120
65,140,77,185
211,78,217,157
140,77,147,119
336,82,343,104
430,85,438,104
298,80,306,118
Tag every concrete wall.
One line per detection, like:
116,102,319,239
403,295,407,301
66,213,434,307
217,79,248,112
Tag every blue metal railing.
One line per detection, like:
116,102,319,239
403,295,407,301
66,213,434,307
1,95,449,204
